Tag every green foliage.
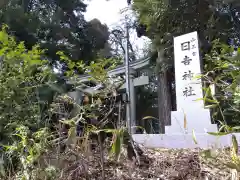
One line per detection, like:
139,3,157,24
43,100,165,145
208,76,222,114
0,26,66,179
0,23,141,179
133,0,240,64
54,52,133,160
54,51,142,167
201,132,240,172
93,127,129,161
202,40,240,126
196,40,240,173
0,25,54,142
0,0,111,71
133,0,211,44
57,49,118,80
3,126,51,180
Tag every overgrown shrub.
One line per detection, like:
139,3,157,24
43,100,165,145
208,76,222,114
203,40,240,127
0,25,141,180
0,25,61,179
200,40,240,176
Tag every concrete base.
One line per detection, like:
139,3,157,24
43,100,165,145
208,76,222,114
132,133,240,149
166,110,218,134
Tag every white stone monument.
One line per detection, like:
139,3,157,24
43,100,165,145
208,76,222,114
165,31,218,134
132,31,240,148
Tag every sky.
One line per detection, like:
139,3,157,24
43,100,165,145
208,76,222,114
84,0,151,58
84,0,127,27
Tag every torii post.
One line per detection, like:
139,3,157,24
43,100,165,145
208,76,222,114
124,15,132,134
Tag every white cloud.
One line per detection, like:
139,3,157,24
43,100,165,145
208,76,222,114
84,0,127,27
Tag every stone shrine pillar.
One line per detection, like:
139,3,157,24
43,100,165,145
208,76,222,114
166,31,218,134
132,32,239,149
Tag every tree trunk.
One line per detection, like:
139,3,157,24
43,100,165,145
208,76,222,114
157,49,172,133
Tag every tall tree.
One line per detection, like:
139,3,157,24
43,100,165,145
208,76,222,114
109,9,151,62
0,0,110,72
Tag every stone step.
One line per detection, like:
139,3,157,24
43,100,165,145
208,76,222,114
132,133,240,149
165,124,218,134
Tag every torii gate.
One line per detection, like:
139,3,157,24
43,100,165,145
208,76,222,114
68,58,150,128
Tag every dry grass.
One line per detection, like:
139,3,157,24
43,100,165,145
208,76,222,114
39,143,235,180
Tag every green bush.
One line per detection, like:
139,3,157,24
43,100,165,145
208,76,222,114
0,25,135,179
200,40,240,174
0,25,60,179
0,25,56,139
203,40,240,127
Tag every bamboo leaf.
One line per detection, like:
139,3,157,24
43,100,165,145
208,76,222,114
193,74,202,79
195,97,219,104
232,126,240,131
194,98,204,102
205,104,218,109
110,133,117,155
207,132,231,136
93,129,116,134
232,135,238,155
192,129,198,144
142,116,159,121
67,127,77,145
218,120,225,126
110,131,122,161
184,113,187,129
224,162,239,170
219,125,227,132
14,133,24,140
